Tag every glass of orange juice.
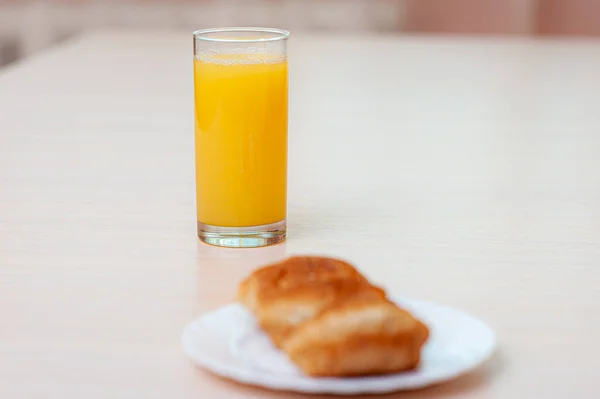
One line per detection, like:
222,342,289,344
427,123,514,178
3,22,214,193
193,28,289,247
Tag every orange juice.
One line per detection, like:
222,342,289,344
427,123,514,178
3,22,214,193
194,51,288,227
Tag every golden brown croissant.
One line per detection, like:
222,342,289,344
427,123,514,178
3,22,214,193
237,256,429,377
238,256,367,312
283,296,430,376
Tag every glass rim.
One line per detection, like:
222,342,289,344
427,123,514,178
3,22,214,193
193,27,290,43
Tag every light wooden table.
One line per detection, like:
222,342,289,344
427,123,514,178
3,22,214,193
1,30,599,399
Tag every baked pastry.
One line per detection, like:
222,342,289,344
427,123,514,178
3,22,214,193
238,256,367,313
283,296,430,376
237,256,429,377
238,256,375,347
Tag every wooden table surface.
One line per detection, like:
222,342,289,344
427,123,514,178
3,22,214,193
1,30,599,399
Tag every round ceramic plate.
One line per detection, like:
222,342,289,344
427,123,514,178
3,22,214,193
181,297,496,395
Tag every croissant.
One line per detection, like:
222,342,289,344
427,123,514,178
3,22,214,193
237,256,429,377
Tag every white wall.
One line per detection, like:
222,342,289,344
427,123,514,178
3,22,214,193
0,0,404,66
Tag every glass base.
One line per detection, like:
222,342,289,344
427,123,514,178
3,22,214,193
197,220,286,248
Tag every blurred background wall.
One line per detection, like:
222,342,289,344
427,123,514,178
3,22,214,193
1,0,599,67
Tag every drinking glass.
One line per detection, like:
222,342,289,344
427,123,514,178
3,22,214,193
193,28,289,247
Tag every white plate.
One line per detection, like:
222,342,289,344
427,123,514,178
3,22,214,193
181,297,496,395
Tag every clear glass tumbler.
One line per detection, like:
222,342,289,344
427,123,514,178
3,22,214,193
193,28,289,248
